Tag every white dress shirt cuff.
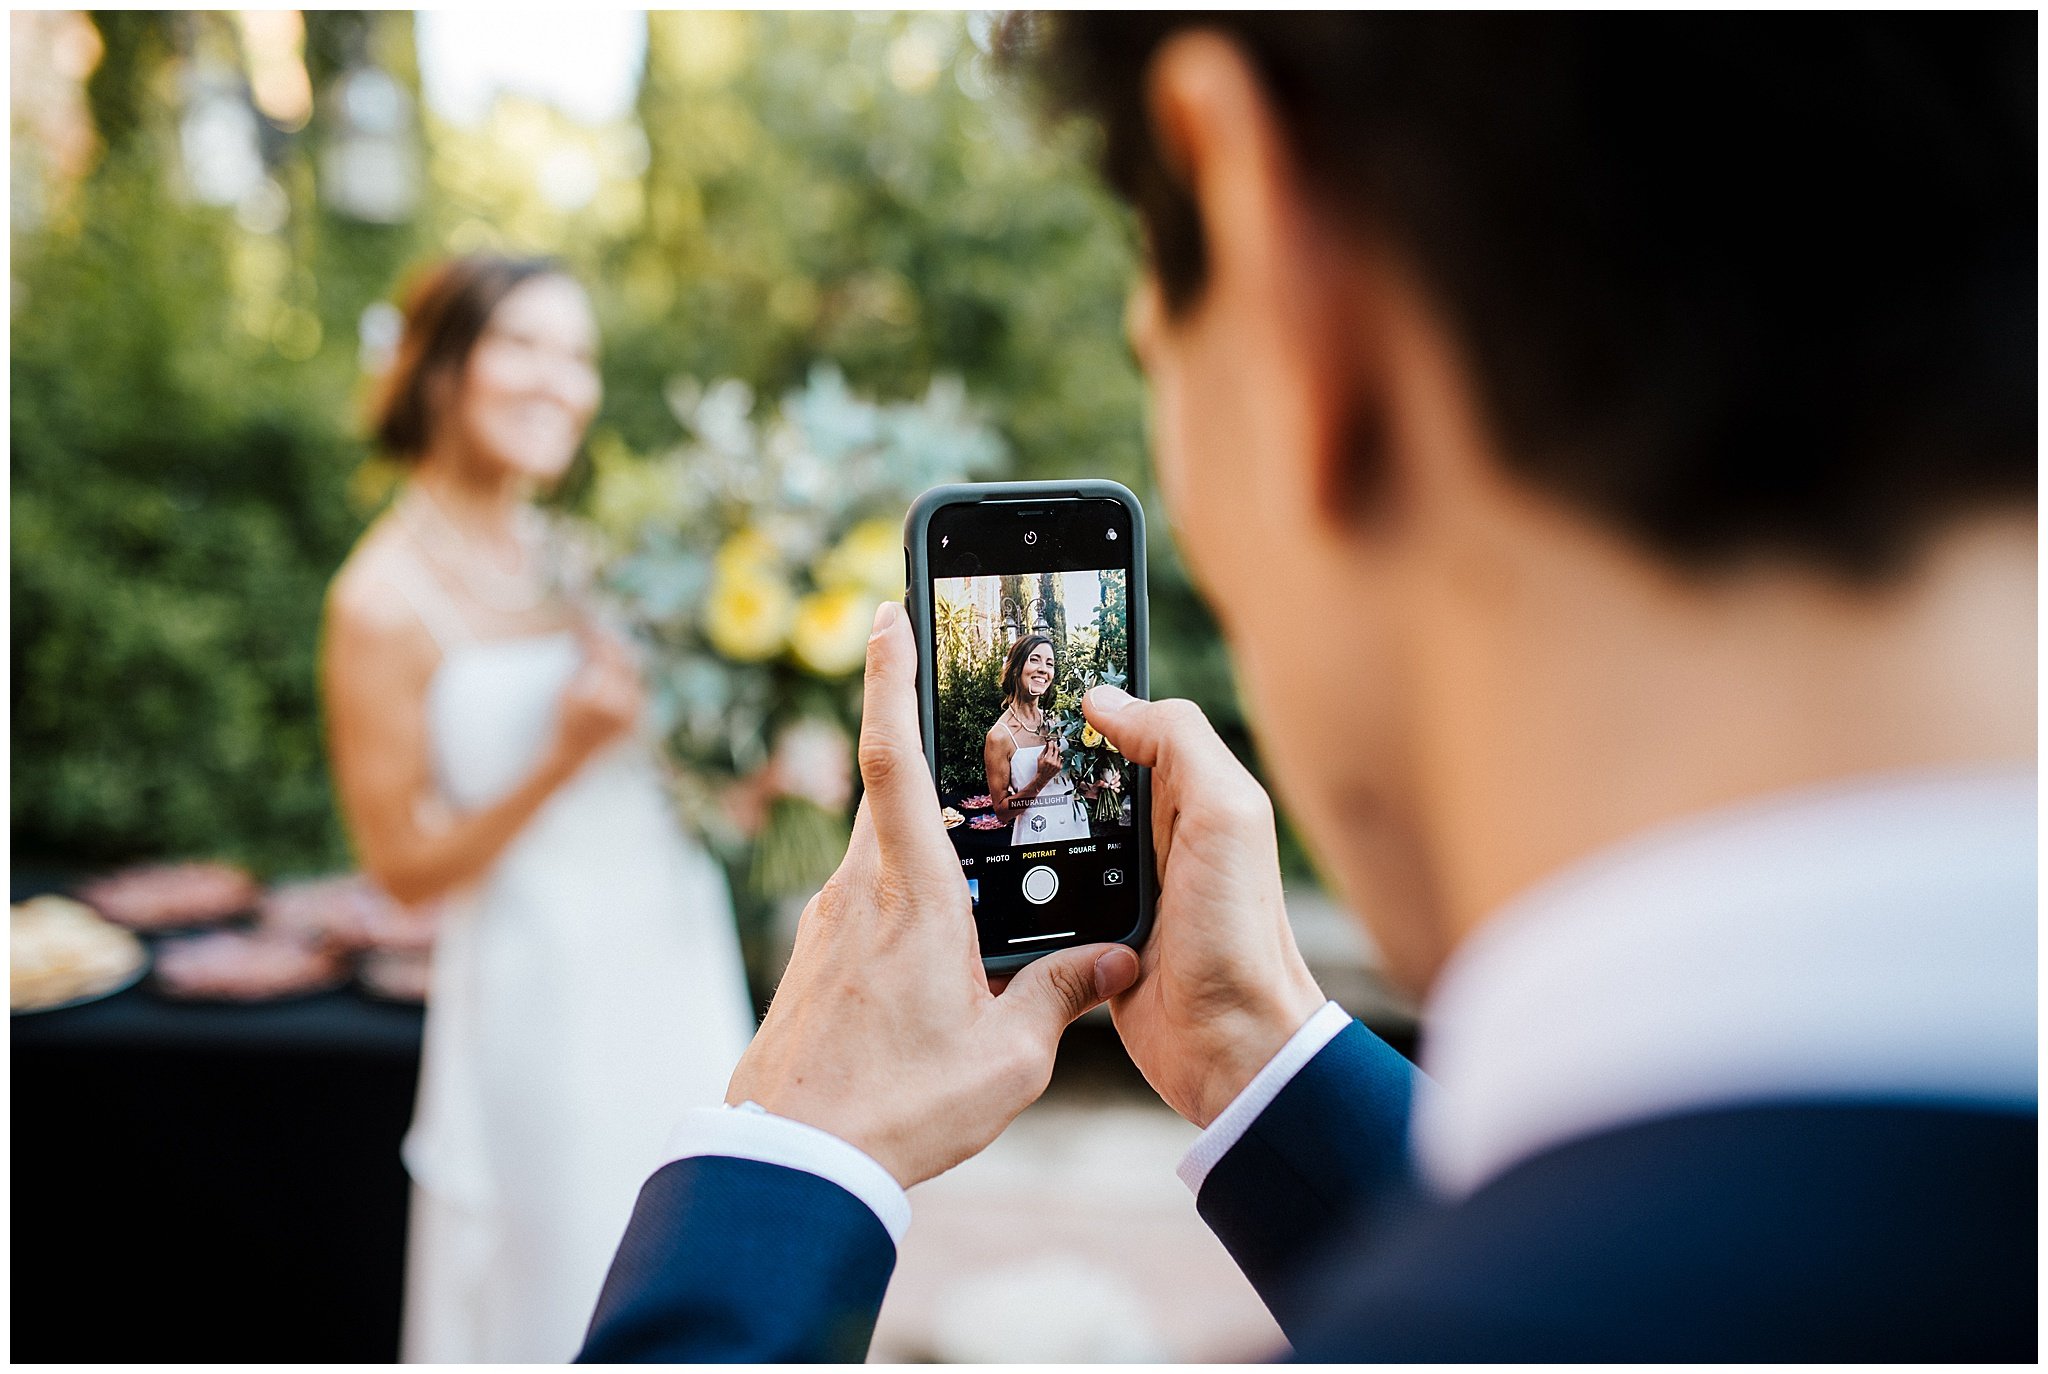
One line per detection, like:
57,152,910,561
1176,1000,1354,1196
660,1103,913,1246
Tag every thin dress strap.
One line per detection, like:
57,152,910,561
375,544,475,653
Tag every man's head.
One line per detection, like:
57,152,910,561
1021,15,2035,990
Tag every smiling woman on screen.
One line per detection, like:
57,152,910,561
985,633,1091,846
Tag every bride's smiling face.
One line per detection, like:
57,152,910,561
1020,644,1056,702
453,274,601,482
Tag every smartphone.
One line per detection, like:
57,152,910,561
904,480,1155,973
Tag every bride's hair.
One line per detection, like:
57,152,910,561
999,633,1057,709
371,254,569,462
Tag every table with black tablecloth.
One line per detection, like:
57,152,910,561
12,960,424,1361
10,870,1413,1364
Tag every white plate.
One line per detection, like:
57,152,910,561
11,950,150,1016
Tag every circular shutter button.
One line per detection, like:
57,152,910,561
1021,865,1059,905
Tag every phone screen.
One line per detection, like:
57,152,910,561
924,496,1144,957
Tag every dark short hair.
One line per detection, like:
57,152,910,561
1018,14,2035,580
370,254,567,461
1000,633,1058,707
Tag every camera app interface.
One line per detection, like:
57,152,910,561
927,499,1141,953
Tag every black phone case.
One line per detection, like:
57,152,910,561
903,480,1156,974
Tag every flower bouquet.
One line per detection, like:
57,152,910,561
1048,662,1132,825
586,363,1005,898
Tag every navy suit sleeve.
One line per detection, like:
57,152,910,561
1194,1019,1424,1340
576,1155,896,1363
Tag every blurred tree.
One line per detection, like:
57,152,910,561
932,607,1005,799
12,9,1290,883
82,11,176,158
301,11,428,350
1000,572,1033,639
1094,567,1128,682
11,10,389,874
609,12,1250,788
1039,571,1067,647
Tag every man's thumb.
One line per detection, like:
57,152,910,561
1000,943,1140,1041
1083,684,1171,767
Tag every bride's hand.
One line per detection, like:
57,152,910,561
547,628,643,774
1033,735,1064,784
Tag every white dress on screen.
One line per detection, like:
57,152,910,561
1005,718,1091,847
380,553,755,1363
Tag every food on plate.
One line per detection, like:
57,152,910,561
957,794,995,811
76,861,261,931
153,929,347,1002
941,807,966,829
967,814,1005,831
11,896,148,1012
260,874,436,954
358,948,432,1004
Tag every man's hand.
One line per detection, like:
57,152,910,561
726,603,1141,1187
1083,686,1327,1127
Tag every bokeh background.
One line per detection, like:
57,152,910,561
11,11,1405,1362
11,9,1259,878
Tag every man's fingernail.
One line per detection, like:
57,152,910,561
1086,684,1131,710
1094,946,1139,998
870,601,899,636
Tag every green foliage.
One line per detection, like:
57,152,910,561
1094,567,1128,683
932,606,1005,798
11,152,369,873
83,13,176,155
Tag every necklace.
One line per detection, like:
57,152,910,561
1005,705,1049,740
397,484,553,616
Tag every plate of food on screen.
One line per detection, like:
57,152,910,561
957,794,994,812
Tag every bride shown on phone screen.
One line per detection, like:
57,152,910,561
983,634,1090,846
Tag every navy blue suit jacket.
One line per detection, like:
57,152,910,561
578,1021,2036,1361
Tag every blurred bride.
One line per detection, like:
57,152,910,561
321,255,755,1362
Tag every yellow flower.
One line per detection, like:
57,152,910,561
705,565,794,662
715,527,780,580
813,518,904,597
1081,724,1103,749
790,586,875,677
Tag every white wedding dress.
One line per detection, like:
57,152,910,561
1004,721,1091,847
382,556,755,1363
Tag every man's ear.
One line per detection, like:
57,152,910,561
1143,30,1390,537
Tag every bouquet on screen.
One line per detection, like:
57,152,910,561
1048,659,1133,825
585,364,1004,897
